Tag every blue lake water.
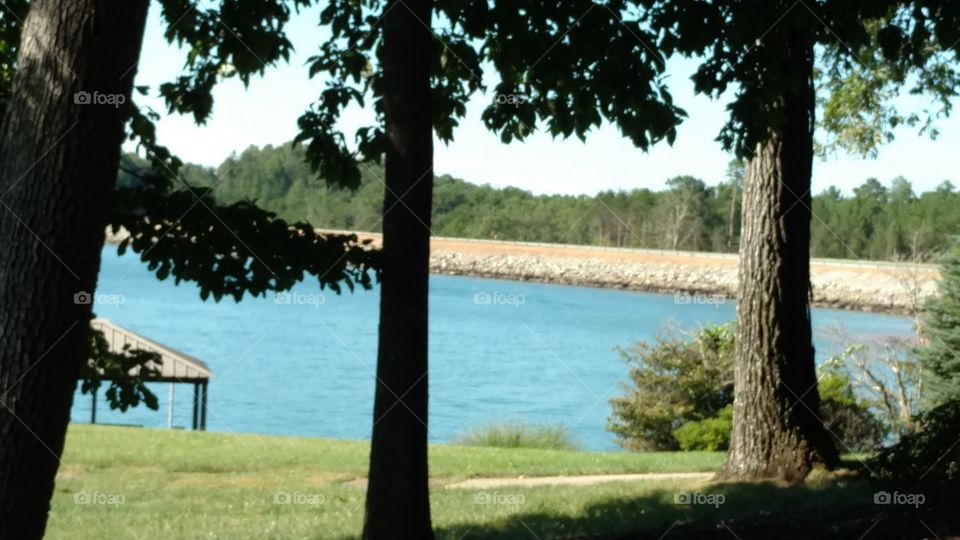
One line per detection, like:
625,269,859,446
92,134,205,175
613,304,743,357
71,248,914,451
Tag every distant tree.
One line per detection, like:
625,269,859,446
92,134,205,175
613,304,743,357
658,176,707,250
724,159,745,249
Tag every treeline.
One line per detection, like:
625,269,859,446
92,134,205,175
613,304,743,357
120,143,960,260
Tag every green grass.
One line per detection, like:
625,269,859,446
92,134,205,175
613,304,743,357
455,423,580,450
47,425,877,540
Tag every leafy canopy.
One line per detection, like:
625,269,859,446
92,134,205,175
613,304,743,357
296,0,685,190
633,0,960,158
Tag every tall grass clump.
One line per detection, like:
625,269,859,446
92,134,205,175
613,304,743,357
455,423,579,451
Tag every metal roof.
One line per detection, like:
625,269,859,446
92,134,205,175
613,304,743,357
90,319,213,382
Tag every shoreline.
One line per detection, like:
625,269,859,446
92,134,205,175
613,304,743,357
106,229,938,315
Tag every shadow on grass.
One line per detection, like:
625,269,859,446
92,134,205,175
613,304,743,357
436,480,957,540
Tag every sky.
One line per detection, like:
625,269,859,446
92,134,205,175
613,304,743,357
129,4,960,196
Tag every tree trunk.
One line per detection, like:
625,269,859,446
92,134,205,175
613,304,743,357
0,1,149,537
361,0,434,539
716,34,839,483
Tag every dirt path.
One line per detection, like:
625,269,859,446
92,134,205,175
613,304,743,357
444,472,714,489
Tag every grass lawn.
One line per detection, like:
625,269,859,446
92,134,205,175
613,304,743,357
47,425,878,540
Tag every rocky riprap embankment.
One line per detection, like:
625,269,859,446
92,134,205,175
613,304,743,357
105,226,936,315
429,250,937,315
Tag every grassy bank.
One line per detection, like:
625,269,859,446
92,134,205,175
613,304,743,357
48,425,876,539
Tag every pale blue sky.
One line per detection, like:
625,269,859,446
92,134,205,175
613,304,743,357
129,4,959,196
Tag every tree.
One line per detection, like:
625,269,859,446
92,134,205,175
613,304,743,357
658,176,707,250
919,249,960,403
824,335,922,438
0,2,379,536
360,1,435,537
724,159,744,249
637,0,960,481
302,1,681,535
0,2,151,536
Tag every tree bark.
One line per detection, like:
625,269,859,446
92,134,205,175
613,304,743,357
716,33,840,482
361,0,435,539
0,1,149,537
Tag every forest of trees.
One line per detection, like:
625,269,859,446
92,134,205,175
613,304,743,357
121,143,960,261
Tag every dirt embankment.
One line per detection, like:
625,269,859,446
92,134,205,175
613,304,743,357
107,228,938,314
354,232,938,315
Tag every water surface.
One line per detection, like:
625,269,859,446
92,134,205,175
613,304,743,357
71,248,913,450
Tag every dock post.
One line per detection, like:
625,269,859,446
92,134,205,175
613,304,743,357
167,383,175,429
192,382,200,430
200,381,208,431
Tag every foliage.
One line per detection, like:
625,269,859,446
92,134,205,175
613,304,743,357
78,327,161,412
608,324,735,451
918,249,960,403
818,370,886,452
0,0,27,121
811,178,960,260
610,324,887,452
823,335,923,438
296,0,683,190
634,0,960,160
156,145,960,260
873,398,960,487
455,423,579,451
672,406,733,451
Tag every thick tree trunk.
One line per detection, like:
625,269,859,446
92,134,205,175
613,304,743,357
361,0,434,539
0,1,149,537
716,34,839,482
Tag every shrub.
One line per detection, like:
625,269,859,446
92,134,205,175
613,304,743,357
873,398,960,487
673,405,733,451
608,324,735,451
610,323,888,452
818,370,886,452
455,423,579,451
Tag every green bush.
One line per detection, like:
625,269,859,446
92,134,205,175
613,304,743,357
455,423,579,451
610,323,888,452
873,398,960,487
608,324,735,451
673,406,733,451
818,370,886,452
